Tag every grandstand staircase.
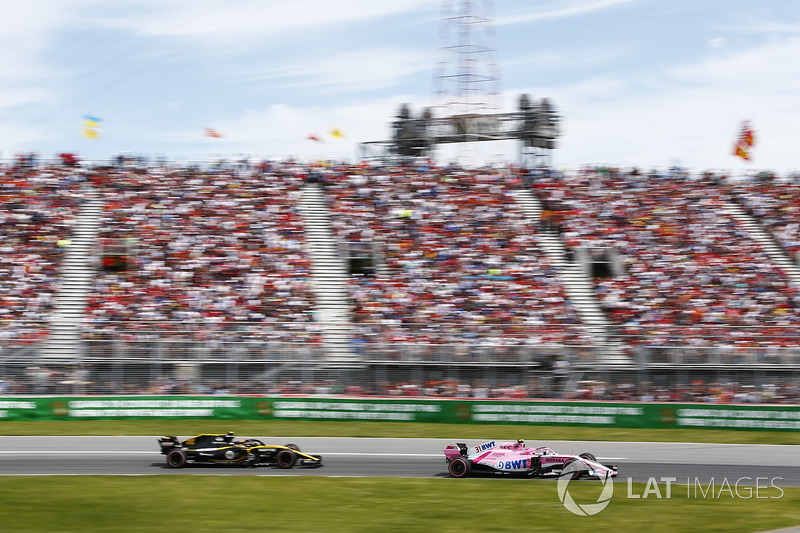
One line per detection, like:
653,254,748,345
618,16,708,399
513,188,629,365
298,184,358,363
722,200,800,286
40,184,104,362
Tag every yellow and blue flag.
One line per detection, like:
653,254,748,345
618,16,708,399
82,115,102,139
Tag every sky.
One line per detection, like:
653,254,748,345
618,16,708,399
2,0,800,173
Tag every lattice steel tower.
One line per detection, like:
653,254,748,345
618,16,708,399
432,0,502,120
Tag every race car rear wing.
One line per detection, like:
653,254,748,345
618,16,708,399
443,443,470,460
158,436,180,454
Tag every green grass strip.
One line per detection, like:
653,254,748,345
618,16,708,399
0,477,798,533
1,420,800,444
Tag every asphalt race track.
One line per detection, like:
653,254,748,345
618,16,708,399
0,436,798,487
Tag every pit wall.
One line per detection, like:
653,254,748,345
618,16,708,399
1,396,799,431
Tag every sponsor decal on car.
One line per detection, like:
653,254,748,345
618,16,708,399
474,441,496,453
498,459,531,470
540,457,567,464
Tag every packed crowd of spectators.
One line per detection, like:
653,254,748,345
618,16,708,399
321,163,590,347
725,173,800,259
84,162,320,344
3,155,800,362
532,167,800,349
0,161,85,342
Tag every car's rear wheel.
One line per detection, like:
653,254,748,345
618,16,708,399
284,443,300,452
578,452,597,463
448,457,471,478
166,450,186,469
562,458,584,480
276,449,297,469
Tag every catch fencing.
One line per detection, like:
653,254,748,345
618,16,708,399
1,322,799,397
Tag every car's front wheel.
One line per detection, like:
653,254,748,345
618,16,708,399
448,457,471,478
166,450,187,469
276,449,297,469
578,452,597,463
562,458,584,480
284,443,300,452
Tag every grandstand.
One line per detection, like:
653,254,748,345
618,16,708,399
0,158,799,401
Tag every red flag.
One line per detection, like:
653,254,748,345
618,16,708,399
307,134,322,142
733,121,755,160
204,128,223,138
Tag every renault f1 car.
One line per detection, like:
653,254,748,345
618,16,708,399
158,433,322,469
443,439,617,479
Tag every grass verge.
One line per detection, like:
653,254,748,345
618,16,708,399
0,477,797,533
1,420,799,444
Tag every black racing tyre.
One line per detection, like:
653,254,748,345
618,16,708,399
448,457,471,478
578,453,597,463
284,443,300,452
166,450,187,469
276,449,297,469
562,458,584,480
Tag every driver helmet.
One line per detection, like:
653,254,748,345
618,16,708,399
515,438,524,447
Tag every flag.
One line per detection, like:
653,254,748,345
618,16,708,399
82,115,102,139
329,128,345,139
204,128,223,138
307,134,322,142
733,120,755,161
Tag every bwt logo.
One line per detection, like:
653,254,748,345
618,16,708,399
499,459,531,470
557,461,614,516
475,441,496,453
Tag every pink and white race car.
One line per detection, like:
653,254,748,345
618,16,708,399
443,439,618,479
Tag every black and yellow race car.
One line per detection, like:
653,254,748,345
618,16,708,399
157,432,323,469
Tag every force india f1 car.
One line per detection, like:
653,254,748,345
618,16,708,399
158,433,323,469
444,439,617,479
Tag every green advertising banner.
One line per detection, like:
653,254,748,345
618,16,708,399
0,397,247,421
1,396,799,431
652,404,800,431
267,398,445,422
